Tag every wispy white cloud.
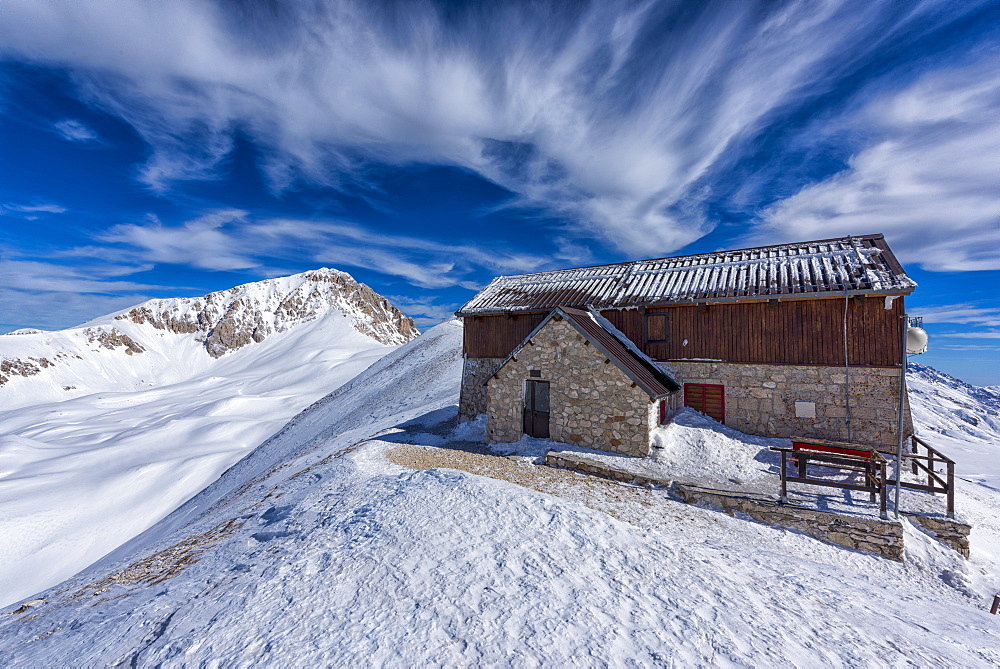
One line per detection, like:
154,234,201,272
938,331,1000,340
935,343,1000,353
0,259,159,294
382,295,456,327
0,252,179,331
100,209,256,270
749,57,1000,272
87,209,550,289
916,304,1000,328
253,218,546,277
54,118,98,143
1,202,67,216
0,288,151,333
2,0,985,256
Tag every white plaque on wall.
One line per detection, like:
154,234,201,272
794,401,816,418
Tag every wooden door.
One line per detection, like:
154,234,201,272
523,380,550,438
684,383,725,423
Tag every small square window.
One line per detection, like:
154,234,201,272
646,313,667,343
529,370,541,378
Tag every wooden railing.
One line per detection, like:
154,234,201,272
884,435,956,517
773,447,889,520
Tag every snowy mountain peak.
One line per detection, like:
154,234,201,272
113,268,418,357
0,269,418,407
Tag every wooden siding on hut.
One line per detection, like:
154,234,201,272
600,295,904,367
463,296,904,367
463,313,545,358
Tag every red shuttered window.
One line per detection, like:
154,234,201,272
683,383,725,423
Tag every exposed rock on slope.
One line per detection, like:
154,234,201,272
0,356,52,386
116,268,417,357
84,328,145,354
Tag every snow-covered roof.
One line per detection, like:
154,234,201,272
457,234,916,315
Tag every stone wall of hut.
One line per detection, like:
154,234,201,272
485,318,654,456
458,357,504,420
669,361,913,449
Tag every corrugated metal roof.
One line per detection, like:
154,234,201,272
488,306,679,399
458,234,916,315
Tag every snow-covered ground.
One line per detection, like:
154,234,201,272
1,320,999,665
0,270,412,609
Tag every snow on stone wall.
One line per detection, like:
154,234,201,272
458,357,504,420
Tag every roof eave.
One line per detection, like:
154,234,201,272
458,285,916,316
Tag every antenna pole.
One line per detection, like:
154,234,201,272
894,313,908,519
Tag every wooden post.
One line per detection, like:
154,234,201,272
779,450,788,504
867,456,876,503
879,458,888,520
947,461,956,518
991,595,999,615
894,312,908,518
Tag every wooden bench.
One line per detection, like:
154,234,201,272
790,436,875,459
785,436,956,518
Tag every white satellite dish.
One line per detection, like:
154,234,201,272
906,326,928,355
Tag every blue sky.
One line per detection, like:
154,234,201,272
1,0,998,384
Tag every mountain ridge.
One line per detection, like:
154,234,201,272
110,268,418,357
0,268,419,607
0,268,418,400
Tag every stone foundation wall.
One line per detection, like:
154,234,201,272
673,483,905,561
545,451,672,488
458,357,504,420
905,513,971,558
669,361,913,449
486,318,654,456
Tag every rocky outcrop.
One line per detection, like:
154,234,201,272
84,328,146,355
0,357,53,386
119,306,200,334
116,268,418,358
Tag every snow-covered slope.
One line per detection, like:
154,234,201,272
1,326,998,666
908,362,1000,490
0,269,417,608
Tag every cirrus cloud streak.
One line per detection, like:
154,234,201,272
3,0,992,259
